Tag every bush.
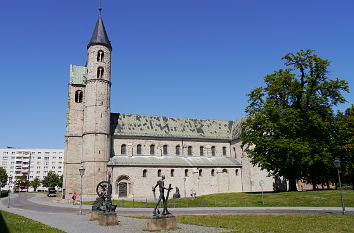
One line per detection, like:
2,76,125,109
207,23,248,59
0,190,9,197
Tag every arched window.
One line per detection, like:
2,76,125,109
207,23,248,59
211,146,216,156
223,147,227,156
137,144,142,155
235,169,239,176
75,90,83,103
163,145,168,155
150,145,155,155
188,146,192,156
97,67,104,78
157,169,161,177
121,144,126,155
199,169,202,176
171,169,174,177
97,50,104,62
176,145,180,155
222,169,228,173
211,169,215,176
185,169,189,177
200,146,204,156
143,169,147,177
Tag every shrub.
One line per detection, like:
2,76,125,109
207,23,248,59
0,190,9,197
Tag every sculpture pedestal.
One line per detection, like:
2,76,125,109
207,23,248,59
146,215,177,231
98,212,118,226
90,210,100,221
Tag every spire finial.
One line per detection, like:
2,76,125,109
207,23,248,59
98,0,102,15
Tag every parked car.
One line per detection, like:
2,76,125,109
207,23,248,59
47,187,56,197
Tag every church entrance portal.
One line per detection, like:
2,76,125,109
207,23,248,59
118,182,127,197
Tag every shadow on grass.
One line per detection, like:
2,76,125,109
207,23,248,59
0,211,10,233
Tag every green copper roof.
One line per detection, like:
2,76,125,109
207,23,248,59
108,155,241,167
70,65,86,85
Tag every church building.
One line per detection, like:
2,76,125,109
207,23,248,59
63,10,274,200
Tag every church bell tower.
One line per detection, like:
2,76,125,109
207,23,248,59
81,8,112,198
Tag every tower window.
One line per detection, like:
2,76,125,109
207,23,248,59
176,145,180,155
235,169,239,176
97,50,104,62
200,146,204,156
121,144,126,155
211,169,215,176
185,169,189,177
157,169,161,177
97,67,104,78
163,145,168,155
188,146,192,156
75,90,83,103
199,169,202,176
211,146,216,156
171,169,174,177
223,147,227,156
143,169,147,177
150,145,155,155
137,144,142,155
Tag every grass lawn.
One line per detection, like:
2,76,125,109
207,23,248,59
177,215,354,233
0,210,65,233
84,190,354,208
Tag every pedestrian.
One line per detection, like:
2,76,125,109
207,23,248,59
72,192,77,205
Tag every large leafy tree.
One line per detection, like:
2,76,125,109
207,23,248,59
30,177,41,192
42,171,60,188
0,167,8,196
241,49,349,191
15,175,30,189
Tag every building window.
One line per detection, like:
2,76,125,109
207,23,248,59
157,169,161,177
223,147,227,156
121,144,126,155
97,50,104,62
137,144,142,155
163,145,168,155
199,169,202,176
176,145,180,155
200,146,204,156
211,169,215,176
143,169,147,177
211,146,216,156
150,145,155,155
185,169,188,177
75,90,83,103
235,169,239,176
188,146,192,156
171,169,174,177
97,67,104,78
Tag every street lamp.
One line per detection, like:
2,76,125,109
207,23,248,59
333,158,345,215
79,165,85,215
8,175,12,208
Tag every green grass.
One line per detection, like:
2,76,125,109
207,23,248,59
0,210,65,233
84,190,354,207
177,215,354,233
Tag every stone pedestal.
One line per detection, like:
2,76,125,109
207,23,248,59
90,210,100,221
98,212,118,226
146,215,177,231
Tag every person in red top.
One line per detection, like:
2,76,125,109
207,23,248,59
72,192,77,205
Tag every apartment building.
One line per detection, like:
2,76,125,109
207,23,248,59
0,148,64,190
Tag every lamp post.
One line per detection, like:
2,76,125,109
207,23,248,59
333,158,345,215
8,175,12,208
79,165,85,215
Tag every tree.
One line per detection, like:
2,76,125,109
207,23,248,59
241,49,349,191
58,175,63,188
30,177,41,192
15,175,30,190
0,167,8,196
42,171,60,188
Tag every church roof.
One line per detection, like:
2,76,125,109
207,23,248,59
87,15,112,50
108,155,241,167
111,113,245,140
69,65,86,85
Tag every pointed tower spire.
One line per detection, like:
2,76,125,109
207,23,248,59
87,5,112,50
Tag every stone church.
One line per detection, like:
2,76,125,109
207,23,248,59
63,11,274,200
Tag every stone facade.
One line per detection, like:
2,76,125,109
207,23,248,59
63,12,276,200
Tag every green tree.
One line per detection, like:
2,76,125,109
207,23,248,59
15,175,30,190
0,167,8,196
58,175,63,188
30,177,41,192
241,49,349,191
42,171,60,188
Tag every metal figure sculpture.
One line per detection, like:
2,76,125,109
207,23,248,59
152,175,173,216
92,173,117,213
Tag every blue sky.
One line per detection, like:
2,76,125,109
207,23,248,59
0,0,353,149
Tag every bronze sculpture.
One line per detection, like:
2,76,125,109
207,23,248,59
152,175,173,216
